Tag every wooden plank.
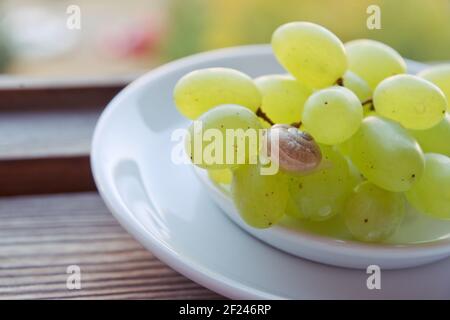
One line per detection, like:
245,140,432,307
0,192,222,300
0,75,137,109
0,106,100,159
0,156,95,196
0,105,101,196
0,76,142,195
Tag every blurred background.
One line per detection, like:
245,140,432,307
0,0,449,77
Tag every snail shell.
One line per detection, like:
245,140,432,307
263,124,322,173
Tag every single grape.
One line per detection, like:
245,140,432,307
285,196,306,220
288,145,354,221
345,39,406,89
346,157,364,186
186,104,262,169
363,110,377,118
374,74,447,129
208,168,232,185
271,22,347,89
346,116,425,192
341,71,374,116
302,86,363,145
174,68,261,119
231,164,288,228
406,153,450,219
336,142,350,157
342,70,372,103
409,113,450,157
254,74,311,125
418,64,450,110
345,181,405,242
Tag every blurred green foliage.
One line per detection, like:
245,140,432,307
164,0,208,60
164,0,450,62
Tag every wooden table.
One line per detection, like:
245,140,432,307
0,78,222,299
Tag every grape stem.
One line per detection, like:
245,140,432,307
256,107,275,126
336,77,344,86
362,98,375,111
256,107,302,128
362,98,373,106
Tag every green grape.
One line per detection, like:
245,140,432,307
254,74,311,124
409,113,450,157
186,104,262,169
302,86,363,145
208,168,232,185
345,181,405,242
346,116,425,192
174,68,261,119
362,107,376,117
231,164,288,228
288,145,354,221
342,70,372,103
418,64,450,110
341,71,374,116
346,157,364,186
406,153,450,220
285,196,306,219
374,74,447,130
271,22,347,89
345,39,406,89
336,142,350,156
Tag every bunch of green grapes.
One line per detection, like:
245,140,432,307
173,21,450,242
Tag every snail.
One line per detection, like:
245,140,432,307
262,124,322,173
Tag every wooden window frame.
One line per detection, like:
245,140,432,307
0,75,137,195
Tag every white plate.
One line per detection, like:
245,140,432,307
92,45,450,298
